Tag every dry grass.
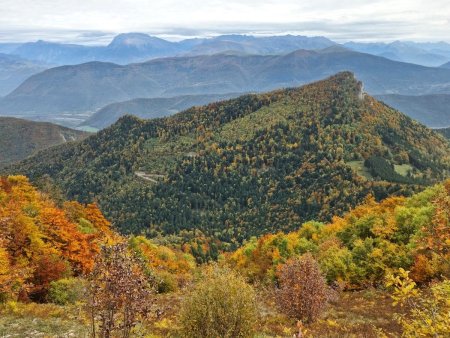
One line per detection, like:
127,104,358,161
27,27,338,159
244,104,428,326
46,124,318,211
0,302,89,337
257,288,403,338
0,289,404,338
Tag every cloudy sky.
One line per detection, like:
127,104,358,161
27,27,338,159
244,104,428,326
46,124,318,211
1,0,449,44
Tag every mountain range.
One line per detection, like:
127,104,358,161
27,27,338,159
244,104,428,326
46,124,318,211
3,47,450,121
2,33,449,68
6,72,450,248
441,62,450,69
0,117,89,167
1,33,336,66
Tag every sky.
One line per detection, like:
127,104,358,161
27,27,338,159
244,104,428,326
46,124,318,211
0,0,449,44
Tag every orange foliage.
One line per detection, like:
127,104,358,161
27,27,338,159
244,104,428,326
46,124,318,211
0,176,115,300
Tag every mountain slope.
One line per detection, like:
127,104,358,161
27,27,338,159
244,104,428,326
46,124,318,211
0,53,47,96
80,93,242,129
0,117,89,167
376,94,450,128
6,73,450,253
3,48,450,116
441,62,450,69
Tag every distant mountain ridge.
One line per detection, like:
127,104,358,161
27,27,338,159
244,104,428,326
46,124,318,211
0,53,47,96
344,41,450,67
1,33,336,66
3,34,448,68
81,93,242,129
7,73,450,247
3,47,450,118
0,117,89,167
441,62,450,69
376,94,450,128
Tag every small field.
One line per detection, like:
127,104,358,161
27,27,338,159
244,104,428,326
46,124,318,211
346,161,373,180
394,164,413,176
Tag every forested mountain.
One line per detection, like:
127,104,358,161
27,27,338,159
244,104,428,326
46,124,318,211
0,53,47,96
0,117,89,168
6,72,450,256
376,94,450,128
81,93,241,130
3,48,450,117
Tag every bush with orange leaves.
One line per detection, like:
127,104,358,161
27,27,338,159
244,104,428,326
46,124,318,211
276,253,335,323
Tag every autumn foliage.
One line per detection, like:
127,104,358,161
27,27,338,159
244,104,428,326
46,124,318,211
228,180,450,287
179,266,258,338
0,175,115,301
276,254,332,323
87,243,154,338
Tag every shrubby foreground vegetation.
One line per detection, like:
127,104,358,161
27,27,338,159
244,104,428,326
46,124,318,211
1,175,449,337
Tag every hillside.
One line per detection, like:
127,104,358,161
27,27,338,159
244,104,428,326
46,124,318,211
6,72,450,255
0,117,89,168
3,48,450,116
81,93,241,130
376,94,450,128
441,61,450,68
0,53,47,96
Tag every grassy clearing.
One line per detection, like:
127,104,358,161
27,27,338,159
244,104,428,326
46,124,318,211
141,135,196,174
346,160,374,180
394,164,413,177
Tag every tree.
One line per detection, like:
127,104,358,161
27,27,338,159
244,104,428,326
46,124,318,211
386,269,450,337
179,265,258,338
86,243,154,338
276,253,333,323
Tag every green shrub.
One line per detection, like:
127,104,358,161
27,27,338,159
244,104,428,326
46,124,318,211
156,271,178,293
179,266,258,338
47,278,86,305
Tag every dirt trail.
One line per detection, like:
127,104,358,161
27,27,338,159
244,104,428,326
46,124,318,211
134,171,165,183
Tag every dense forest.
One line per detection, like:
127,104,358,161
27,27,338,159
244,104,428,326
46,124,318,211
6,72,450,258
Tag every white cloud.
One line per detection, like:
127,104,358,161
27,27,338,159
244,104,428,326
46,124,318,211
0,0,449,43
